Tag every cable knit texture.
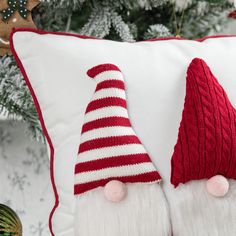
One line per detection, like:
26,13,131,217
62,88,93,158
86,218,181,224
74,64,161,195
171,58,236,187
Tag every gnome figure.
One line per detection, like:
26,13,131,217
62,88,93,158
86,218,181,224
169,58,236,236
74,64,171,236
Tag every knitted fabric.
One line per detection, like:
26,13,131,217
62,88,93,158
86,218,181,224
74,64,161,195
171,58,236,187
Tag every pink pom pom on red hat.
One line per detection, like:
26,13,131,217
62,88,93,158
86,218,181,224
206,175,229,197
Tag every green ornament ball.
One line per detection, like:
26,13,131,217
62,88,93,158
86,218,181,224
0,204,22,236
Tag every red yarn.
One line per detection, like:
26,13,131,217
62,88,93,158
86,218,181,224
171,58,236,187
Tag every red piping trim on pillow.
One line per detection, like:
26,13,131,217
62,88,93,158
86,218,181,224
9,29,58,236
9,27,236,236
9,27,236,43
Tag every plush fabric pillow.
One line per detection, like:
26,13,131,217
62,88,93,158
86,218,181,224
10,29,236,236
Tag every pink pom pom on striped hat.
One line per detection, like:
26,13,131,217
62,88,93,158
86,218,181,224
74,63,161,195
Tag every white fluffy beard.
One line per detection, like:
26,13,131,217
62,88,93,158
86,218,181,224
75,183,171,236
166,180,236,236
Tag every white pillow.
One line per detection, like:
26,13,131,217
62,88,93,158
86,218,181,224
11,29,236,236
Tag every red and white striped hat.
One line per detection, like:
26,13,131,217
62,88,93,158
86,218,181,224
74,64,161,195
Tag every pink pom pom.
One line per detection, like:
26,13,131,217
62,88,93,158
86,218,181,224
206,175,229,197
104,180,127,202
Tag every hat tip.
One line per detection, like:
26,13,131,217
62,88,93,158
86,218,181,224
87,64,121,79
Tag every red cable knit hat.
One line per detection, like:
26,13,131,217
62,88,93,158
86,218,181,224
74,63,161,195
171,58,236,187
